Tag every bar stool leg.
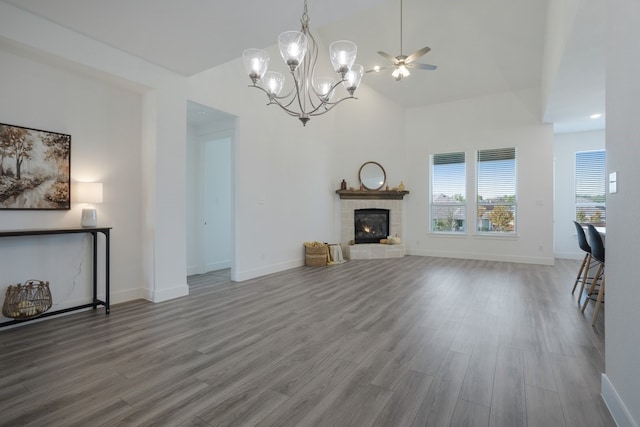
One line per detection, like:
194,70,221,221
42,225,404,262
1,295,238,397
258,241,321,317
582,263,603,313
591,276,605,326
572,252,590,294
577,255,593,305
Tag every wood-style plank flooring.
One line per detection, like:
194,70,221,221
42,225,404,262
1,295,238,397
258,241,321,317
0,256,614,426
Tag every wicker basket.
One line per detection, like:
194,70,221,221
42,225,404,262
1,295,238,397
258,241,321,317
304,243,328,266
2,280,52,320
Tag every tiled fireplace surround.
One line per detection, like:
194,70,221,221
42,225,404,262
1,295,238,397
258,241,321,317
340,198,405,259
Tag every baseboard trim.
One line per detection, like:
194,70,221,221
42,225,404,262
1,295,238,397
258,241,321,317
405,249,555,266
233,259,304,282
554,252,584,260
187,261,231,276
187,265,200,276
111,288,144,305
602,373,638,427
206,260,231,272
149,284,189,303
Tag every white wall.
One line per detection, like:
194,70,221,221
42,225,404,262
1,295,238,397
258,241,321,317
331,83,407,242
0,40,145,319
541,0,581,118
0,1,189,308
331,83,406,189
602,1,640,425
405,89,555,265
186,123,200,274
187,52,339,281
139,85,189,303
553,130,605,258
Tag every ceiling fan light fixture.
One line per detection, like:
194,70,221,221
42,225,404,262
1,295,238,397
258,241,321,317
367,0,437,79
392,65,410,80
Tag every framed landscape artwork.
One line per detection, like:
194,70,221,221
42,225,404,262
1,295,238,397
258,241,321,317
0,123,71,210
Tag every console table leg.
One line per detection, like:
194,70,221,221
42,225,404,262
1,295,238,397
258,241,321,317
105,230,110,314
92,231,98,309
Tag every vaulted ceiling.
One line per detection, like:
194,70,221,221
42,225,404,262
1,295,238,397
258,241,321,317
2,0,604,133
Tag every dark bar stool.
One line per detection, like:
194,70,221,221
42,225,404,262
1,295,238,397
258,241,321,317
572,221,593,298
581,224,605,325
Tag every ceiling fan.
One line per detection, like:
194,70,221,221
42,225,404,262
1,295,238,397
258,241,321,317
367,0,437,81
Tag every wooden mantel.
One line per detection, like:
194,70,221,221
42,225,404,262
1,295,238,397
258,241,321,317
335,189,410,200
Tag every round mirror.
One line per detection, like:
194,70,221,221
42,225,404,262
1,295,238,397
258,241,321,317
359,161,386,190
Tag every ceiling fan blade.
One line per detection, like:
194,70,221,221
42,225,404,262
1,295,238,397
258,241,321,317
408,63,438,71
366,65,393,73
405,46,431,64
377,51,399,63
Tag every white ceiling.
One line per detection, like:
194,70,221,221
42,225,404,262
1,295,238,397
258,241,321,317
542,0,605,133
2,0,604,133
319,0,548,109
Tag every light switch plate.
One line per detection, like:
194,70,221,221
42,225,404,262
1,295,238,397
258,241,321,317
609,171,617,194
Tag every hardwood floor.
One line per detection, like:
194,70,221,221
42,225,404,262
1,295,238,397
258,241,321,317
0,257,614,426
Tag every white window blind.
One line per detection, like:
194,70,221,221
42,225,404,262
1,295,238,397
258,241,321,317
430,152,466,232
575,150,606,225
476,147,516,233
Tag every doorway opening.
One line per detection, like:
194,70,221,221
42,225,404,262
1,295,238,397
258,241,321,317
186,101,236,280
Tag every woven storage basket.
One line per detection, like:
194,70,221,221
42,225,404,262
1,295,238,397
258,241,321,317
2,280,52,320
304,243,328,267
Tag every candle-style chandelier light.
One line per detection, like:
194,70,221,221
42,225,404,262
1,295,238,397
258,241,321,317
242,0,363,126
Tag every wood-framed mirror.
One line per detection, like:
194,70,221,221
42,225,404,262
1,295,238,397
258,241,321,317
359,161,386,190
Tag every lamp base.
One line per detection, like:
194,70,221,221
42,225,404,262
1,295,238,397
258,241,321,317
81,208,97,228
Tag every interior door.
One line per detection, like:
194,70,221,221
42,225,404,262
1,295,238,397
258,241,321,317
202,136,232,272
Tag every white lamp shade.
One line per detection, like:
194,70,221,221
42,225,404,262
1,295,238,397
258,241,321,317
74,182,103,204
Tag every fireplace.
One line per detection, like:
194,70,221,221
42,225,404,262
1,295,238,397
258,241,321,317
337,191,408,259
354,208,389,244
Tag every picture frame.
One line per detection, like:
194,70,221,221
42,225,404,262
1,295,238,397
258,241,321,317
0,122,71,210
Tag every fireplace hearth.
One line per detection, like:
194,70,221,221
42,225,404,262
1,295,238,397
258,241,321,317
354,208,389,244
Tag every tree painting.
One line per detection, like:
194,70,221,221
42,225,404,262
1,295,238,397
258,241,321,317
0,123,70,209
1,126,33,180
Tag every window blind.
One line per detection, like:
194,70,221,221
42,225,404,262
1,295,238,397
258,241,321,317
430,152,466,232
575,150,606,225
477,147,516,233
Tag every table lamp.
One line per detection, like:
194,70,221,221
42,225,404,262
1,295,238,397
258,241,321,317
75,182,103,227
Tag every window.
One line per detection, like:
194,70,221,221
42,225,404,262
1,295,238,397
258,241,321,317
476,147,516,233
430,152,466,232
576,150,606,226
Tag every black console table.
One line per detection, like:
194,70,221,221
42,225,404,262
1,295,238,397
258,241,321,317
0,227,111,327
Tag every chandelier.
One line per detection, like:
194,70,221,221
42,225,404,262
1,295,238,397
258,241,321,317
242,0,363,126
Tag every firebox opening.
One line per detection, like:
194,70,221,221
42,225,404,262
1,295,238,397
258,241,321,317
354,208,390,244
